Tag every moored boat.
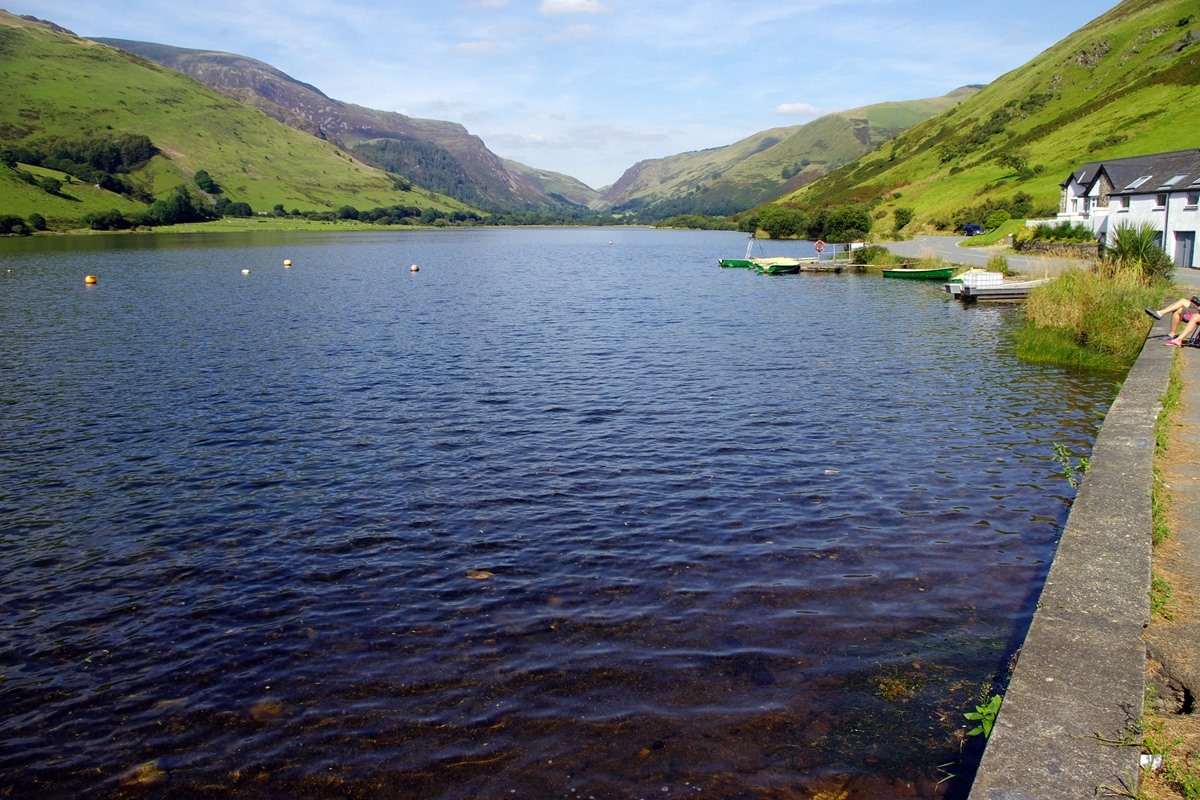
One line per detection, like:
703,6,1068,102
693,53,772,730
882,265,957,280
953,277,1052,302
720,236,759,268
751,257,804,275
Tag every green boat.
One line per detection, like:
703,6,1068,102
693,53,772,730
752,257,803,275
720,235,759,268
881,266,957,280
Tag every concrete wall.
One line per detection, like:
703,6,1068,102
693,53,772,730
968,331,1170,798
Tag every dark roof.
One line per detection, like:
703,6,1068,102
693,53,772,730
1062,149,1200,195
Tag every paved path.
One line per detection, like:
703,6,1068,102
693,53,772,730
967,266,1200,798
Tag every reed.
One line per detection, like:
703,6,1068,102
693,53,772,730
1016,267,1163,371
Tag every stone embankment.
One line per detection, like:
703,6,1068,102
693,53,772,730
968,325,1172,798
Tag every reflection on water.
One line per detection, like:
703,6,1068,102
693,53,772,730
0,229,1116,798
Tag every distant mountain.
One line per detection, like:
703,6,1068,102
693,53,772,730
91,38,578,211
501,160,599,208
598,88,980,219
0,11,472,226
774,0,1200,231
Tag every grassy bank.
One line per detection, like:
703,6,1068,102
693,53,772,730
1016,266,1167,372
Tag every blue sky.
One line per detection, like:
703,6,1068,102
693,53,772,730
20,0,1115,189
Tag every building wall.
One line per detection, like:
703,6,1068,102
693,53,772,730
1048,181,1199,268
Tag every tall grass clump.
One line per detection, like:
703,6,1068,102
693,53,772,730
1016,267,1162,371
986,253,1010,276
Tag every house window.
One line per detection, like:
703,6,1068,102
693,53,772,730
1126,176,1152,190
1156,193,1168,208
1188,192,1200,208
1116,195,1129,210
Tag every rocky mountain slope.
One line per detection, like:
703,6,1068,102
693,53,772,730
90,38,585,212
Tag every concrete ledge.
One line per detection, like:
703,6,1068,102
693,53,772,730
968,331,1171,799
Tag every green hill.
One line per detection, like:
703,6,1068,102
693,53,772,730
90,37,580,211
0,12,470,229
599,87,979,219
773,0,1200,232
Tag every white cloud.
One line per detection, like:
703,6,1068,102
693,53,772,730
538,0,609,15
454,40,498,54
773,102,821,116
550,24,600,41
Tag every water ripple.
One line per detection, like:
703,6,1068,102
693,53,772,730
0,229,1115,799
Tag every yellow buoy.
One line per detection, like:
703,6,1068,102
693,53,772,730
283,259,292,267
410,264,419,272
84,275,97,285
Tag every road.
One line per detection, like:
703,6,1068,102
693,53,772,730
881,234,1087,275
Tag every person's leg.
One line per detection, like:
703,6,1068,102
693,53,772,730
1150,298,1192,319
1166,314,1200,345
1172,308,1189,337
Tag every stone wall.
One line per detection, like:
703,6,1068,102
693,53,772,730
1014,240,1103,260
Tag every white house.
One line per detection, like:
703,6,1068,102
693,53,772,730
1041,149,1200,269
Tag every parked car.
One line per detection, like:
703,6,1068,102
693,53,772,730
963,224,985,236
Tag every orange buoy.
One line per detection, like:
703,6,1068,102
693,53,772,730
84,275,97,285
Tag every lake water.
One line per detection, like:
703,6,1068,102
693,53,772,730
0,228,1117,799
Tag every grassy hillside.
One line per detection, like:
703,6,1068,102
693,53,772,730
0,12,470,228
502,160,599,208
600,88,978,218
774,0,1200,231
92,38,565,211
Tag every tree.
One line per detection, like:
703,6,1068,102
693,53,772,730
193,169,221,194
893,207,914,231
756,206,807,239
336,205,360,220
146,187,216,226
809,205,872,242
27,212,47,231
38,176,63,195
0,214,29,235
81,209,131,231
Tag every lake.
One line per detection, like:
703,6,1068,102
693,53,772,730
0,227,1117,799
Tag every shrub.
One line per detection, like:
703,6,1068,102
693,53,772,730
855,244,900,265
1104,221,1173,284
985,209,1011,230
1025,221,1096,243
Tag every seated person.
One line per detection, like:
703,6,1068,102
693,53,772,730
1147,296,1200,339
